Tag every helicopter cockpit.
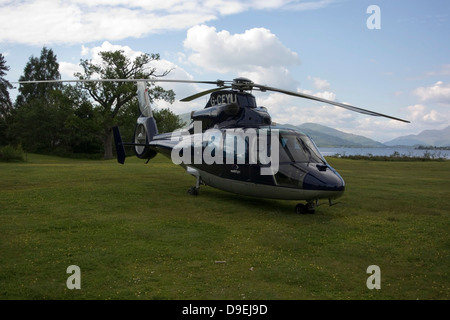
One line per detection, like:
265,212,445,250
214,127,327,168
273,129,344,193
278,131,326,165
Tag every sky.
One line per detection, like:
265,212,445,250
1,0,449,142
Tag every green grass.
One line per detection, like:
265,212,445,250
0,154,449,300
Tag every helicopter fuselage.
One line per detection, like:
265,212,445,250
147,124,345,202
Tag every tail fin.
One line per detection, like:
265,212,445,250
137,82,154,118
112,82,159,163
136,81,158,139
134,82,158,159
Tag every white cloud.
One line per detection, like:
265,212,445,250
182,25,300,88
310,76,331,91
413,81,450,105
406,104,449,125
299,88,336,101
86,41,144,64
0,1,216,45
184,25,300,72
81,45,90,56
0,0,340,46
59,61,83,78
256,90,352,126
239,66,298,90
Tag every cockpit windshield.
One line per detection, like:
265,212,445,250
216,128,325,166
278,131,326,164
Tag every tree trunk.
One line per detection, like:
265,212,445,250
103,127,113,160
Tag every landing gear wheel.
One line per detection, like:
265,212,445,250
295,204,306,214
188,186,199,196
295,203,315,214
306,201,316,214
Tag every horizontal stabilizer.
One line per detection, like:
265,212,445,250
112,126,126,164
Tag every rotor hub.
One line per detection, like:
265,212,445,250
232,77,254,91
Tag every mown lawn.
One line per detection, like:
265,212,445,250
0,154,449,300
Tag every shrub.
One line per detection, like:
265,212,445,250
0,145,25,162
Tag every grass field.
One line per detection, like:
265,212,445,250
0,154,449,300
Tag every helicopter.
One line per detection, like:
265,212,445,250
17,77,409,214
109,77,410,214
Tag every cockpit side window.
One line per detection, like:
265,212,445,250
278,132,325,164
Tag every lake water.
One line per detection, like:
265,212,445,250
318,147,450,159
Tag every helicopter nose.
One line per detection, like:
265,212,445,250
302,165,345,192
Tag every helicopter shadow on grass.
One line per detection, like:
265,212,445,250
188,184,342,221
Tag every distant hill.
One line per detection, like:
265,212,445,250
385,125,450,147
282,123,385,148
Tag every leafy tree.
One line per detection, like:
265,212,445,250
75,50,175,159
11,47,69,153
15,47,62,107
153,108,186,133
12,91,73,153
63,85,103,155
0,54,12,112
0,54,13,145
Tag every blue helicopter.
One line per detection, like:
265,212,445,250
112,78,410,214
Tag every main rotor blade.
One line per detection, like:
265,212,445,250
253,84,410,123
15,78,226,86
180,86,232,102
15,78,232,102
15,78,411,123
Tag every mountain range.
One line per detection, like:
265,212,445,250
384,125,450,147
282,123,386,148
287,123,450,148
178,113,450,147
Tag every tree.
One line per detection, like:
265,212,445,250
0,54,13,145
63,85,103,155
0,54,13,113
75,50,175,159
11,47,68,152
15,47,62,107
153,108,186,133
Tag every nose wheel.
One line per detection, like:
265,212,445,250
295,202,316,214
187,172,202,196
188,186,199,196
